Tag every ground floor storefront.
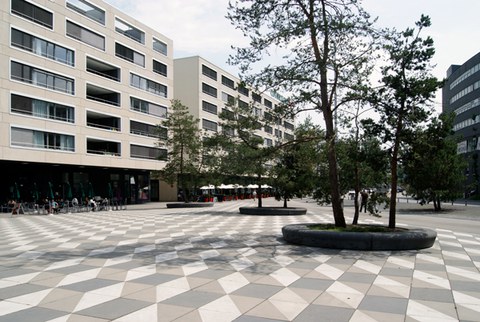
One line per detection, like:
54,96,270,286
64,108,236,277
1,161,176,209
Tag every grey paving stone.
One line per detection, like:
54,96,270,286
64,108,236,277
293,304,354,322
338,272,377,283
0,283,48,300
60,278,119,292
289,278,334,291
409,287,454,302
380,267,414,277
232,283,283,299
75,298,151,320
0,306,66,322
161,290,223,308
359,295,409,314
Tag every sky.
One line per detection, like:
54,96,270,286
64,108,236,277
105,0,480,115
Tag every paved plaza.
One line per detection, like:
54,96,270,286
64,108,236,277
0,199,479,321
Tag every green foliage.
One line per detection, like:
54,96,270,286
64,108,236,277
272,118,322,207
403,113,465,211
157,99,203,201
228,0,379,227
367,15,443,227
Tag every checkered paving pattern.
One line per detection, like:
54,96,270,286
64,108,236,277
0,200,479,321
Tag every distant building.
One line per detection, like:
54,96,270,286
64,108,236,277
174,56,295,153
1,0,175,203
442,51,480,195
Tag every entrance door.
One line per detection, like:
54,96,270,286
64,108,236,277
150,180,159,201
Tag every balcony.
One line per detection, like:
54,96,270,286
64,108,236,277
86,138,120,156
86,84,120,106
86,57,120,82
86,111,120,131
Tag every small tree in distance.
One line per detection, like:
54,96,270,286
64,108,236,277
272,117,322,208
158,99,203,202
403,113,465,211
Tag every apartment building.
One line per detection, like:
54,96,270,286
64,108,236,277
1,0,176,204
174,56,295,161
443,51,480,196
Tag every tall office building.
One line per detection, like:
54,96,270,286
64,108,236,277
442,51,480,195
174,56,295,158
1,0,175,203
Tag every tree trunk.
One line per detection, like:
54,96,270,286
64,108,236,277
324,111,346,227
283,197,288,208
257,174,262,208
389,117,403,229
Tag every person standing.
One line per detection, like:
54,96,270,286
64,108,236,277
360,190,368,213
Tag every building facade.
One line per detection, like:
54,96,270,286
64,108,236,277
174,56,295,161
1,0,176,204
442,51,480,195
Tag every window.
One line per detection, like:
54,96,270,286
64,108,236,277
264,98,272,108
252,92,261,103
11,28,75,66
66,21,105,50
202,83,217,98
202,101,217,115
222,108,234,121
87,138,120,156
284,121,294,131
202,65,217,80
238,83,249,96
153,37,167,55
130,97,167,118
222,75,235,89
284,133,294,141
66,0,105,25
130,73,167,98
115,18,145,44
86,111,120,131
11,127,74,151
222,92,235,105
275,129,283,138
130,120,165,139
11,61,75,94
131,144,167,160
115,43,145,67
264,138,273,147
11,94,74,123
86,84,120,106
86,56,120,81
153,60,167,76
238,100,248,109
264,125,273,134
11,0,53,29
202,119,218,132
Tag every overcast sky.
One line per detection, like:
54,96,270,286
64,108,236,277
105,0,480,114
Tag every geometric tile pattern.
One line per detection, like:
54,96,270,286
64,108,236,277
0,199,479,321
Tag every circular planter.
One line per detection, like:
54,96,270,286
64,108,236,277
282,223,437,250
239,207,307,215
166,202,214,208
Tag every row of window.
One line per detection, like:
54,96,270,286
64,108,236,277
453,115,480,132
450,80,480,104
12,27,169,79
11,93,167,138
11,126,167,160
450,62,480,90
454,97,480,116
12,0,168,55
457,139,480,154
201,118,294,143
11,61,168,101
201,64,276,110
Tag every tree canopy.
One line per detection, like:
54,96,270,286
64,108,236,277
228,0,378,227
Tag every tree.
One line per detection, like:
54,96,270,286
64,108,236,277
205,96,277,208
366,15,442,228
403,113,465,211
228,0,378,227
158,99,203,202
272,118,322,207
